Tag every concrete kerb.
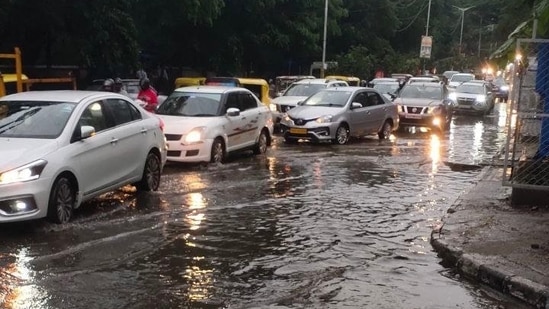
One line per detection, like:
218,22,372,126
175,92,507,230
430,165,549,309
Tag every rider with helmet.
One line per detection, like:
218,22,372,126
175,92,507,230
137,78,158,112
113,77,130,97
102,78,115,92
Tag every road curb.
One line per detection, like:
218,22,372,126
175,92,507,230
431,238,549,308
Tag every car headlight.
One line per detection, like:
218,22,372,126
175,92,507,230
500,85,509,91
0,160,47,185
476,95,486,103
282,113,291,122
315,115,333,123
429,105,443,115
448,93,457,101
184,127,206,144
269,103,277,112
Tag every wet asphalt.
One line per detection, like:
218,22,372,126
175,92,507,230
0,102,534,309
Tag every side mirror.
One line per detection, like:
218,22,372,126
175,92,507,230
226,107,240,117
351,102,362,109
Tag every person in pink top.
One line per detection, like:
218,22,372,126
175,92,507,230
137,78,158,112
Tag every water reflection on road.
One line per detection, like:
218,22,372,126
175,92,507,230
0,103,530,308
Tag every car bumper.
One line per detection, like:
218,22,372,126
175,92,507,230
399,113,443,128
165,139,214,163
0,178,51,223
280,122,339,142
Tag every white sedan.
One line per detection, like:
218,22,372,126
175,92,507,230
156,86,274,163
0,91,167,224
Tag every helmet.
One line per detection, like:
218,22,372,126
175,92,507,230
114,77,123,85
140,78,150,90
103,78,115,91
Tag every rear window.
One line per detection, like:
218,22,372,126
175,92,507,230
284,83,326,97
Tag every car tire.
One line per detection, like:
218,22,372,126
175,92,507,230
135,152,162,191
332,124,349,145
253,129,268,155
47,176,76,224
210,138,226,163
378,120,392,139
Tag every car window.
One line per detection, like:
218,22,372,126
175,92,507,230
367,92,383,106
105,98,142,125
352,92,369,107
157,92,222,116
0,101,76,138
238,92,258,111
451,74,474,83
303,90,351,107
284,83,326,96
456,84,484,94
78,102,109,132
400,85,443,100
225,93,240,111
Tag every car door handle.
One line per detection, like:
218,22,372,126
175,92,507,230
110,138,119,145
141,128,147,134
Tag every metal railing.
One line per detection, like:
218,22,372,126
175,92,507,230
503,38,549,191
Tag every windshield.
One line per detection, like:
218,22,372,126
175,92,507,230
284,83,326,97
493,78,507,87
451,74,474,83
156,92,222,116
399,85,443,100
0,101,76,138
302,91,351,107
456,84,484,94
373,83,399,94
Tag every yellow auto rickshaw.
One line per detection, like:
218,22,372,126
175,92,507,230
204,77,271,106
174,77,206,88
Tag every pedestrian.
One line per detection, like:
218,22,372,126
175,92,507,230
137,78,158,112
102,78,115,92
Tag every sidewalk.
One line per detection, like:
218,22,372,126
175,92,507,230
431,167,549,309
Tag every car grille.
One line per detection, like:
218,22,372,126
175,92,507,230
404,106,429,114
289,117,312,126
457,98,475,105
165,134,183,141
277,105,294,113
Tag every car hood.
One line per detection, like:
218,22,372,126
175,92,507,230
287,106,342,119
394,98,441,106
454,92,480,99
272,96,309,106
0,138,58,171
157,115,221,133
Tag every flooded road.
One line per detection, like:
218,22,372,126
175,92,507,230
0,103,531,308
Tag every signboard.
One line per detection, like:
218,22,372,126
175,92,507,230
420,35,433,59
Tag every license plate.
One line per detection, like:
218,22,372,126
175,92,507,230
405,114,422,119
289,128,307,135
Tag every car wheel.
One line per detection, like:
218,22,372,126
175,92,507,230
135,152,161,191
378,120,392,139
210,138,226,163
47,176,75,224
253,129,268,155
332,124,349,145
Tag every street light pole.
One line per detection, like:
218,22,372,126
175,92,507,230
422,0,432,74
453,5,475,56
320,0,328,78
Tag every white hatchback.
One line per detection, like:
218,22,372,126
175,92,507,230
156,86,273,163
0,91,167,224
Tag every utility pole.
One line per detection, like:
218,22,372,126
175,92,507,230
320,0,328,78
478,16,482,58
422,0,432,74
453,5,475,56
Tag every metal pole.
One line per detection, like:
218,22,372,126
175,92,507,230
423,0,432,74
459,11,465,55
320,0,328,78
478,16,482,58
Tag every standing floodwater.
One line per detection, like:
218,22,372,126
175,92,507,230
0,103,530,308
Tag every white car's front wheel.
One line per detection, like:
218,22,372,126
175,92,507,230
210,138,226,163
47,176,76,224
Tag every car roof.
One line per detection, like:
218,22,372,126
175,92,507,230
294,78,342,85
0,90,125,102
460,81,484,86
174,85,250,94
320,86,373,92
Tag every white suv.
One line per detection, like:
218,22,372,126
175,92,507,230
269,79,348,131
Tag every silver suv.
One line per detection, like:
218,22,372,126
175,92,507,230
270,78,348,131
